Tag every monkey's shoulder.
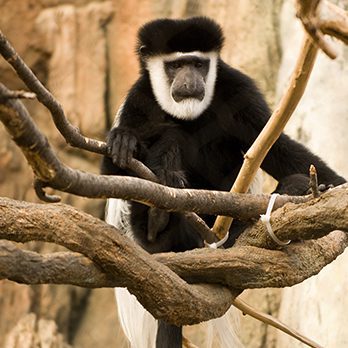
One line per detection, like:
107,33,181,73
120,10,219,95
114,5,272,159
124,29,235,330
215,61,265,101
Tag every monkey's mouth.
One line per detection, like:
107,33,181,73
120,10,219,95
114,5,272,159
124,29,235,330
172,92,205,103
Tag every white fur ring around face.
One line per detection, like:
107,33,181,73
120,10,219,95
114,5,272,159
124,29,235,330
146,51,218,120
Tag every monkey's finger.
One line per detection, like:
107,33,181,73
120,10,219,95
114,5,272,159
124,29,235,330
318,183,334,192
126,135,137,164
111,134,123,167
118,134,130,168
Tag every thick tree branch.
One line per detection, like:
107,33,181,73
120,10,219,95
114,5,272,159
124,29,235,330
2,231,346,291
0,241,116,288
235,184,348,248
0,189,347,290
1,230,346,290
0,197,234,326
2,237,333,348
0,188,345,345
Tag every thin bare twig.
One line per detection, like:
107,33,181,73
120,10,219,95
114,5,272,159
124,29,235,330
182,337,199,348
0,30,107,154
232,298,323,348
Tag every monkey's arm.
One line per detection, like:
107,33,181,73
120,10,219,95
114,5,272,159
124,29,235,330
102,106,188,242
264,134,346,190
219,63,345,191
235,113,346,192
144,132,188,241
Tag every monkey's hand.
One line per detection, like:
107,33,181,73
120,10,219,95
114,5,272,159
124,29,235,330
317,183,334,192
275,174,310,196
107,127,138,169
275,174,336,196
147,207,170,242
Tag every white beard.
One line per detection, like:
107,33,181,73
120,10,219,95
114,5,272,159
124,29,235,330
146,51,218,120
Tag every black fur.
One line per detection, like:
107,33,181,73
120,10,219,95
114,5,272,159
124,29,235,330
102,17,346,348
137,17,224,57
103,58,345,247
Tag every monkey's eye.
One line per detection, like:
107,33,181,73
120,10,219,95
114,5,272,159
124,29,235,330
195,62,203,68
169,61,181,69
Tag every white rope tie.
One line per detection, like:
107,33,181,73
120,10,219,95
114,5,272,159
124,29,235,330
260,193,291,246
205,231,230,249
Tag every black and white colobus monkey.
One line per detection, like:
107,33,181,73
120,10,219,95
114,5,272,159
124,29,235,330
102,17,345,348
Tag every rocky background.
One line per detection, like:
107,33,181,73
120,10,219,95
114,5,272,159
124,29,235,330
0,0,347,347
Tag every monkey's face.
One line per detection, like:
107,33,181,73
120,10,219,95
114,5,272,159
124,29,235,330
146,51,218,120
164,55,209,102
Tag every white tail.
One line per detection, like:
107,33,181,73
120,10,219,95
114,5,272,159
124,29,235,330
115,288,157,348
207,306,244,348
106,198,245,347
115,287,244,348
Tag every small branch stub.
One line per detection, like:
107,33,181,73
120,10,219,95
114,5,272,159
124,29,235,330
309,165,320,198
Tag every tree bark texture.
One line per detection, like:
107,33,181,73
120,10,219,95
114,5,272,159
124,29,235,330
0,187,347,316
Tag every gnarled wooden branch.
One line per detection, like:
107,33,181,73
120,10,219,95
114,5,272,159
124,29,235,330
2,231,346,291
235,184,348,249
3,234,336,348
0,189,347,292
0,197,234,326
